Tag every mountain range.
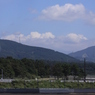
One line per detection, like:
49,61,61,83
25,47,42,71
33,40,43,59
69,46,95,62
0,39,77,62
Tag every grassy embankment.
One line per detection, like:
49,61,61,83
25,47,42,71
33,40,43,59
0,79,95,89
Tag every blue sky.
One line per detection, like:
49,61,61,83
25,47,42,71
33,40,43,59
0,0,95,53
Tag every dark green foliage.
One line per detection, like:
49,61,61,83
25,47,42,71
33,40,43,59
71,64,79,80
0,57,95,79
35,60,46,77
62,64,70,80
0,39,78,62
0,57,95,89
52,63,63,78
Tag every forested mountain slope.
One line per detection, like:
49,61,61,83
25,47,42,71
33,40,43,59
0,39,77,62
69,46,95,62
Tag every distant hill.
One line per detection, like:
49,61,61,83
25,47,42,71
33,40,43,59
0,39,78,62
69,46,95,62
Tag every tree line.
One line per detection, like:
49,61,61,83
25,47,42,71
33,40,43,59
0,57,94,79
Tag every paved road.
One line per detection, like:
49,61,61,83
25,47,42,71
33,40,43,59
0,93,95,95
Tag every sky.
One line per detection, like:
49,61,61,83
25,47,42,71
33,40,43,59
0,0,95,54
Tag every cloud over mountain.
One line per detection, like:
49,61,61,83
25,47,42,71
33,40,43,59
1,32,88,53
66,33,87,43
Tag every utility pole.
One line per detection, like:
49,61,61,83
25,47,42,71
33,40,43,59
1,69,3,79
19,36,20,43
84,58,86,82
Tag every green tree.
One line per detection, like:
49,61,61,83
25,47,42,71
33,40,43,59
35,60,46,77
52,63,63,79
71,64,79,80
78,69,84,79
62,64,70,80
21,58,37,76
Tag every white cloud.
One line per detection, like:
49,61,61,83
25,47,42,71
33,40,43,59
30,32,41,38
3,34,16,40
84,11,95,25
39,4,85,21
39,3,95,25
28,32,55,39
66,33,87,43
41,32,55,39
1,32,55,41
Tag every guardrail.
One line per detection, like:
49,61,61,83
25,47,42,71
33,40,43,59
39,88,74,94
0,88,95,93
0,89,39,93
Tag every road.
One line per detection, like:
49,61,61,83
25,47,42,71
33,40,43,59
0,93,95,95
